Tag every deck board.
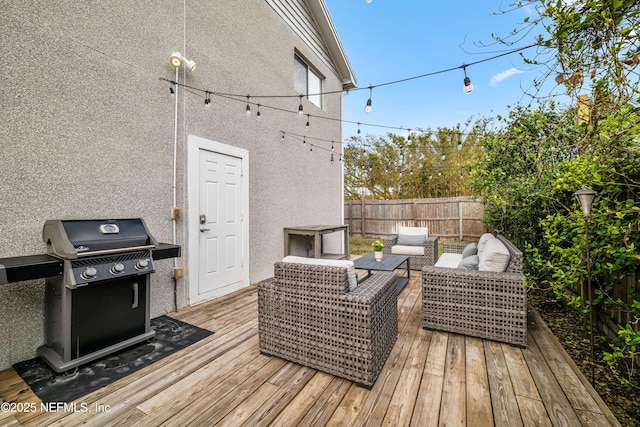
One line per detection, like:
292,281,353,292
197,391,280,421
0,276,622,426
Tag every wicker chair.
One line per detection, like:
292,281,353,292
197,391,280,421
258,261,398,387
422,235,527,347
382,227,439,270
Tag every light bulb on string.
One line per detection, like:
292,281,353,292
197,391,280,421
330,153,335,163
256,104,261,120
281,131,285,142
457,132,462,149
298,95,304,116
357,123,361,134
407,129,412,142
462,66,473,94
245,95,251,116
364,87,373,114
306,114,310,129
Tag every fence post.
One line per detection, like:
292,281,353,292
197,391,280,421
360,196,366,237
459,200,463,240
346,201,352,235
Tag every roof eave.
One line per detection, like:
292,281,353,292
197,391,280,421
306,0,358,90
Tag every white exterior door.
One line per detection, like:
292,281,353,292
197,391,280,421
188,136,249,305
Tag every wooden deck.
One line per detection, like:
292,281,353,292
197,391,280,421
0,275,621,426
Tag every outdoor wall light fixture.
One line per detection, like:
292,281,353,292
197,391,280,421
169,52,197,72
462,66,473,94
574,187,596,385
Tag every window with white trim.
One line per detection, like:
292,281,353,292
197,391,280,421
294,54,323,108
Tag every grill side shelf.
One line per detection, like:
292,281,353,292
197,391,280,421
152,243,181,261
0,243,181,285
0,254,63,285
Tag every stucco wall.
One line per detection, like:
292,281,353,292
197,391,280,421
0,0,345,370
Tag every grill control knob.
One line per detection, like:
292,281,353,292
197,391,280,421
81,267,98,280
136,259,149,270
111,263,125,274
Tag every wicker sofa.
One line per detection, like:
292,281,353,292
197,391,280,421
422,234,527,347
258,259,398,387
382,226,439,270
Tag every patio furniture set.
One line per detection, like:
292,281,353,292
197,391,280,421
258,227,527,387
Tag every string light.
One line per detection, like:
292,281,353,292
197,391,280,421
364,86,373,114
161,43,537,137
306,114,310,129
204,91,211,108
161,42,537,158
462,65,473,94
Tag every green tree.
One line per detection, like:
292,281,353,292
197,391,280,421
475,0,640,387
343,126,484,200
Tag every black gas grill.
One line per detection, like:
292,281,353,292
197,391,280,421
38,219,158,372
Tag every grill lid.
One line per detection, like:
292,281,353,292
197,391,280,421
43,218,158,259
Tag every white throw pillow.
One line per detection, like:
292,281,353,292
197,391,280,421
476,233,495,254
398,226,428,238
478,239,511,272
281,256,358,291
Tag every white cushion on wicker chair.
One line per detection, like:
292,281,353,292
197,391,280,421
391,244,424,256
392,226,429,256
282,256,358,290
434,252,463,268
398,226,428,237
478,238,511,272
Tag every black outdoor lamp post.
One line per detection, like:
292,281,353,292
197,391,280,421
574,187,596,384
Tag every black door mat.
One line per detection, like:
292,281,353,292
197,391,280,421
13,315,214,403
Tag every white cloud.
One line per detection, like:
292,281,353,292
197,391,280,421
490,67,525,86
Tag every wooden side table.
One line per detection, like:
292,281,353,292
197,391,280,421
283,225,350,260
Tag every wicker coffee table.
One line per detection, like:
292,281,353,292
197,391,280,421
354,254,410,293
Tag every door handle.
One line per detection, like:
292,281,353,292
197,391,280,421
132,283,139,309
200,228,211,232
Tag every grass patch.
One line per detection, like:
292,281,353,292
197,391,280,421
349,236,379,255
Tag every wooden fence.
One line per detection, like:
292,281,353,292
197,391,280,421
344,196,486,241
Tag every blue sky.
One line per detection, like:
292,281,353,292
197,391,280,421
324,0,564,139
